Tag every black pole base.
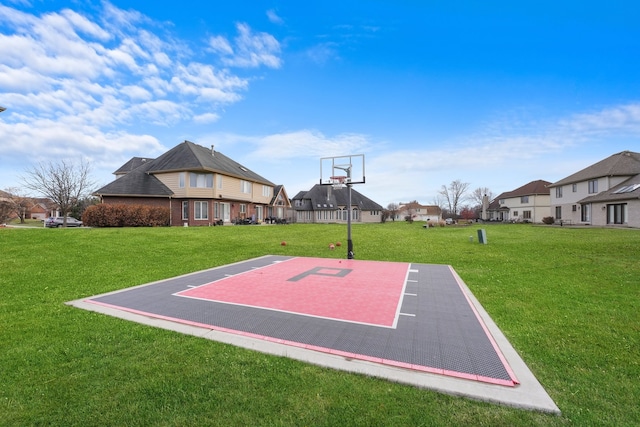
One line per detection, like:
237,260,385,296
347,239,354,259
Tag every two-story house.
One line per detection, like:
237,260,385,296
290,184,383,224
486,180,551,223
548,151,640,227
94,140,290,226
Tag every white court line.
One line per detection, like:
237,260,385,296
391,264,415,329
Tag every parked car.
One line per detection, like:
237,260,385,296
45,217,83,228
445,218,455,225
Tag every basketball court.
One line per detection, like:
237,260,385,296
68,255,559,413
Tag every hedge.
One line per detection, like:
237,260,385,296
82,204,170,227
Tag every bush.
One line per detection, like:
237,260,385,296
83,204,170,227
542,216,555,225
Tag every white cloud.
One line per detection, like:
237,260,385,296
305,42,340,64
266,9,284,25
208,35,234,55
217,23,282,69
193,112,220,124
558,103,640,136
242,130,373,160
0,2,284,191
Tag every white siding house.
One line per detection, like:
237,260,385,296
548,151,640,227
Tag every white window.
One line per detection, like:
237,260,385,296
241,180,252,194
190,173,213,188
217,174,223,189
556,187,563,198
179,172,185,188
240,204,246,214
262,185,271,197
194,201,208,220
588,180,598,194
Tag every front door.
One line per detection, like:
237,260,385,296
221,203,231,223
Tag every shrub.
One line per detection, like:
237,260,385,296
83,204,170,227
542,216,555,225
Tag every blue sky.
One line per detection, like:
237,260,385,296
1,1,639,206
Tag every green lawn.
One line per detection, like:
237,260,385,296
1,223,638,426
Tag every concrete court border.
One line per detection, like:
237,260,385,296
67,255,560,414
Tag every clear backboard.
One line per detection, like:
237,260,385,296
320,154,365,186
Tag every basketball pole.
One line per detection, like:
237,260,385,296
334,163,354,259
346,180,354,259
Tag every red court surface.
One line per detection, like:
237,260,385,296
175,257,409,327
68,255,560,413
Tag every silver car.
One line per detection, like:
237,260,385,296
45,217,83,228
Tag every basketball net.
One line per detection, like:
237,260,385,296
331,176,347,189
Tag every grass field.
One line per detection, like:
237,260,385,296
1,222,638,426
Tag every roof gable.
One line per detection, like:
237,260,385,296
270,185,292,208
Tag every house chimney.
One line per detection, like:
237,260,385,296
211,145,215,156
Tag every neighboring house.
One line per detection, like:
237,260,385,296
397,202,442,222
28,199,52,220
548,151,640,227
291,184,383,224
0,191,56,220
486,180,551,223
94,140,290,226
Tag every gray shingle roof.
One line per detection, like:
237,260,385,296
148,141,274,185
95,140,274,197
113,157,154,175
95,162,173,197
499,180,551,198
292,184,383,211
549,151,640,187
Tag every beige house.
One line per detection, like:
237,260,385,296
487,180,551,223
397,202,442,222
95,140,290,226
548,151,640,227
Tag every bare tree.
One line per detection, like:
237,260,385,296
438,179,470,217
22,160,95,227
4,187,32,224
0,201,13,224
470,187,494,208
386,202,400,221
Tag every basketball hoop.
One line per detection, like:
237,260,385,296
330,176,347,189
